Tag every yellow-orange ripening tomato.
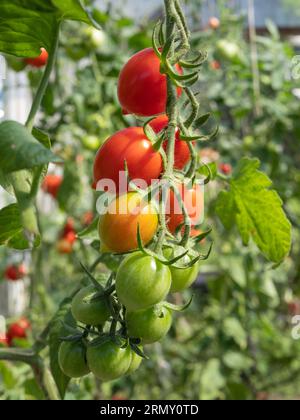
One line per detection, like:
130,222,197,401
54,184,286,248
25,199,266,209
98,192,158,253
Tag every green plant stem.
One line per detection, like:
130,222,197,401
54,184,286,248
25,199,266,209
25,24,61,132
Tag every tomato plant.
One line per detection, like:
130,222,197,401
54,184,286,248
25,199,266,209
166,183,204,234
24,48,48,68
87,338,132,381
98,192,158,253
58,340,90,378
126,305,172,344
71,285,111,326
93,127,163,192
118,48,182,116
150,115,191,170
163,246,199,292
0,0,295,402
116,252,172,311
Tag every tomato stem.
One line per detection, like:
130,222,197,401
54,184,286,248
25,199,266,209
25,23,61,132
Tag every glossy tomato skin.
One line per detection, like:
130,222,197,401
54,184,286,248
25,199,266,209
116,252,171,311
93,127,162,193
163,246,199,293
99,192,158,253
87,338,132,381
118,48,182,117
166,183,203,234
126,305,172,344
127,350,143,375
25,48,48,68
150,115,191,170
58,341,90,378
42,174,62,198
71,285,110,326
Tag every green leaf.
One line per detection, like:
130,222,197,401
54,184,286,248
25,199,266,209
223,317,247,349
0,0,98,57
216,158,291,263
0,121,62,173
200,359,225,400
57,161,83,213
49,297,77,399
223,352,253,371
78,217,99,240
0,204,40,249
198,162,217,180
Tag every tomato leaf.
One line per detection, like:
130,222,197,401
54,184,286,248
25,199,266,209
0,203,40,249
216,158,291,263
48,297,77,400
0,0,99,57
0,121,62,173
198,162,218,180
57,161,83,213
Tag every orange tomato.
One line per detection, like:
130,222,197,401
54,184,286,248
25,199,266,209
98,192,158,253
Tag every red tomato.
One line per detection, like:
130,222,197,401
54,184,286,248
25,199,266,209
118,48,182,117
166,183,204,234
93,127,163,193
219,163,232,175
4,265,26,281
209,17,220,30
25,48,48,68
42,174,63,198
57,239,73,254
7,318,31,343
150,115,191,170
81,211,94,226
210,60,221,70
63,218,75,236
64,231,77,245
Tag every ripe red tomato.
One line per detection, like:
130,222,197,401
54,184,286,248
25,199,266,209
166,183,204,234
7,318,31,343
4,265,26,281
209,17,220,30
93,127,163,193
150,115,191,170
210,60,221,70
64,231,77,244
219,163,232,175
63,218,75,235
42,174,62,198
118,48,182,117
25,48,48,68
57,239,73,254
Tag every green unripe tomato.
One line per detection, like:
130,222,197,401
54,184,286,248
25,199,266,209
82,135,101,151
216,39,241,63
87,338,132,381
126,305,172,344
84,27,107,49
116,252,171,311
127,349,143,375
71,285,110,326
163,246,199,293
58,340,90,378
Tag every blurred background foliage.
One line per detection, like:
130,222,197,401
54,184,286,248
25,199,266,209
1,0,300,400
